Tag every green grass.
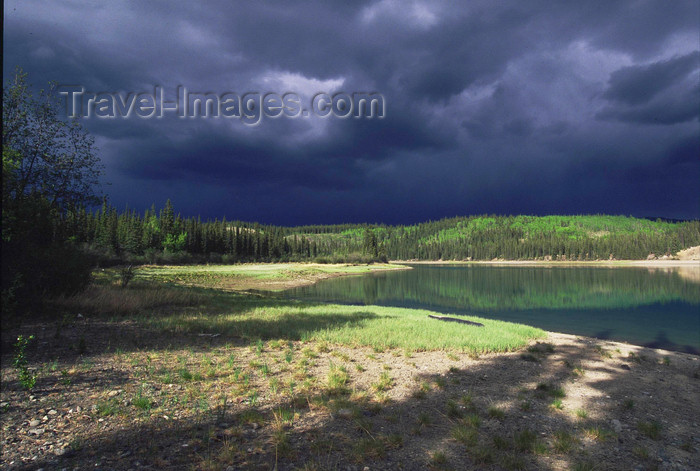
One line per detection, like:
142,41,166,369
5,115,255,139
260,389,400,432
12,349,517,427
552,430,576,453
452,424,478,445
637,420,662,440
142,286,543,353
137,263,406,290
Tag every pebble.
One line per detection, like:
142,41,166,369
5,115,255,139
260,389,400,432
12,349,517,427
336,408,353,419
28,428,45,436
48,409,57,415
29,420,41,427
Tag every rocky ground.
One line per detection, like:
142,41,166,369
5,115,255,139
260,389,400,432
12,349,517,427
2,315,699,471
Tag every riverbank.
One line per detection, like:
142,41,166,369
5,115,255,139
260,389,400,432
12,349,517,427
135,262,411,292
1,264,698,470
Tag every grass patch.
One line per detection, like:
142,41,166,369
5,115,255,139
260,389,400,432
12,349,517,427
514,429,537,453
373,371,393,392
136,278,543,353
452,424,478,445
351,437,386,462
326,363,350,396
487,405,505,419
637,420,662,440
583,426,615,441
552,430,576,453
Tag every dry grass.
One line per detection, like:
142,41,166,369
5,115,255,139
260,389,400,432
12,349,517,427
55,283,202,315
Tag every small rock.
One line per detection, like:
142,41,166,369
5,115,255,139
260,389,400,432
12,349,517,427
48,409,57,415
611,419,622,433
336,408,353,419
29,420,41,427
620,364,631,370
108,390,119,397
29,428,45,436
0,402,8,408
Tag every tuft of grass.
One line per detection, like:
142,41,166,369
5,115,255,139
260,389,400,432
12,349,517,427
575,408,588,419
637,420,662,440
622,398,634,410
133,389,153,411
583,426,614,441
487,405,505,419
452,424,477,446
417,411,432,427
429,450,448,467
464,413,481,428
350,437,386,462
95,399,119,417
514,429,537,453
373,371,393,392
470,445,494,464
434,376,447,389
550,399,563,410
633,445,649,460
492,435,510,450
549,387,566,398
572,461,596,471
594,345,612,358
552,430,576,453
326,362,350,396
461,392,475,410
499,452,526,470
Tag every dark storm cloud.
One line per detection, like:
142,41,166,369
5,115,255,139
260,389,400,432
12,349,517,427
3,0,699,223
598,51,700,125
602,52,700,105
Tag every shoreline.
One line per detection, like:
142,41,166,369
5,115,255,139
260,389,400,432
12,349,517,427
392,259,700,268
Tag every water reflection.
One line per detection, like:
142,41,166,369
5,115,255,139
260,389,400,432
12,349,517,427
286,265,700,354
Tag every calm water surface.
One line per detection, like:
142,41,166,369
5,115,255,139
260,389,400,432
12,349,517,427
285,264,700,354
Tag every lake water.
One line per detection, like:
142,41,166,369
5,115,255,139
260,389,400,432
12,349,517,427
285,264,700,354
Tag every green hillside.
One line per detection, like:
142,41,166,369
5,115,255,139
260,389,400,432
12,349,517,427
68,203,700,263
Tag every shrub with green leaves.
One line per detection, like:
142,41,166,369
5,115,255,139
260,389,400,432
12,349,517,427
13,335,37,390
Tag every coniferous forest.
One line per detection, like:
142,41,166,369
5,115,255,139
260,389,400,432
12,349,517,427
61,200,700,265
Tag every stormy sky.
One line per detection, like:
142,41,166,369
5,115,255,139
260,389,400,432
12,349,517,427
4,1,699,225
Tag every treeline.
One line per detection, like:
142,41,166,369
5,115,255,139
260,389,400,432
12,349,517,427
60,202,700,264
